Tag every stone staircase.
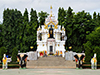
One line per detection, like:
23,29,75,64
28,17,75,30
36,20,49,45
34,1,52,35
26,56,76,69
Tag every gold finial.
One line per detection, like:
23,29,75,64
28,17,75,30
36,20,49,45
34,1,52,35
62,26,64,30
50,5,52,17
50,5,52,9
50,13,52,17
37,25,41,31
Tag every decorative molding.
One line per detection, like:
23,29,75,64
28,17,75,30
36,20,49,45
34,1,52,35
44,21,58,29
54,23,58,29
44,23,48,29
43,44,44,46
37,28,41,31
47,21,55,26
58,44,59,46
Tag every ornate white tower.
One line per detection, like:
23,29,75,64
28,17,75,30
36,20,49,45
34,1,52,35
37,6,66,57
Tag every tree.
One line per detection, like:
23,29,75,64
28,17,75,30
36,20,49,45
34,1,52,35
2,8,12,54
72,11,93,52
2,8,23,55
58,7,66,26
14,9,23,51
29,8,39,51
63,7,74,51
84,27,100,62
0,47,7,62
38,11,48,25
12,47,18,62
96,13,100,28
0,24,2,47
20,8,29,52
58,7,96,53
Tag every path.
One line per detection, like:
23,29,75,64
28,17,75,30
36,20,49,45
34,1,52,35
0,69,100,75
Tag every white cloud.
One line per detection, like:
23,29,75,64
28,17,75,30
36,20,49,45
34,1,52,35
0,0,100,22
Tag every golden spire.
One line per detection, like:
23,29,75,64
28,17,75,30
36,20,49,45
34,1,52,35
50,5,52,9
50,5,52,17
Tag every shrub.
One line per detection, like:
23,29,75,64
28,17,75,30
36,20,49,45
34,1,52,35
0,47,7,61
12,47,18,62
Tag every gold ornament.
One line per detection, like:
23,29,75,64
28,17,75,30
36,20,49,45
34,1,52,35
37,27,41,31
50,11,52,17
44,23,48,29
54,23,58,29
48,33,50,37
50,5,52,9
69,46,72,49
62,27,64,30
50,30,52,34
30,46,33,49
44,21,58,29
50,5,53,17
58,44,59,46
54,34,55,37
47,21,55,26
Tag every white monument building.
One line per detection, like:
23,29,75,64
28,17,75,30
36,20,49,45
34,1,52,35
37,6,66,57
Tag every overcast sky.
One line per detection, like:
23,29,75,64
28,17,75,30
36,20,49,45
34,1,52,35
0,0,100,23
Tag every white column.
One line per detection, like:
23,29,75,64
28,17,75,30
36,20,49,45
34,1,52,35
62,51,64,57
55,32,57,40
55,42,56,54
53,42,54,53
47,42,49,55
45,33,47,41
38,52,40,57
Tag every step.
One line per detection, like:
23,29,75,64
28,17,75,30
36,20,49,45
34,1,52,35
27,59,75,65
26,66,76,69
26,56,76,69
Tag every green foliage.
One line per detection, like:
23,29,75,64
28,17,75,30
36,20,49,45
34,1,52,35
23,8,29,22
29,8,39,51
84,27,100,62
38,11,48,25
2,8,39,54
12,47,18,62
58,7,66,25
2,8,23,55
20,8,29,52
0,24,2,47
58,7,96,53
0,47,7,61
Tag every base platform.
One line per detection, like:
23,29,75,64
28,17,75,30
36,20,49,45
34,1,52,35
26,56,76,69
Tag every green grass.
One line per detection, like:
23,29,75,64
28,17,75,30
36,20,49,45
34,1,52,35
82,62,100,69
0,62,19,68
